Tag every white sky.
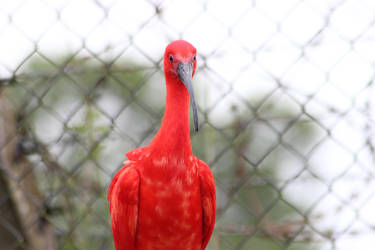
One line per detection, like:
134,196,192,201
1,0,375,249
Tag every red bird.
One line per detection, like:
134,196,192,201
108,40,216,250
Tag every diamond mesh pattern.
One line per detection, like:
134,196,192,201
0,0,375,249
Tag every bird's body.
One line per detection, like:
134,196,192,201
108,40,216,250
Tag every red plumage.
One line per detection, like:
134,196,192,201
108,40,216,250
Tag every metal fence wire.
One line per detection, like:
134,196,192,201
1,0,375,249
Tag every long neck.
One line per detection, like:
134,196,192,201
150,76,192,157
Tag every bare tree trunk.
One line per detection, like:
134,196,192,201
0,90,57,250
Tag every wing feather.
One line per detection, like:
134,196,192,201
108,164,140,250
198,160,216,249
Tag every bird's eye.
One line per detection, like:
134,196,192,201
193,55,196,61
169,55,173,63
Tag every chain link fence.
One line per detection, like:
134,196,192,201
0,0,375,249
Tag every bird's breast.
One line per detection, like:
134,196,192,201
136,157,203,250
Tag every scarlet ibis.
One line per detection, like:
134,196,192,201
108,40,216,250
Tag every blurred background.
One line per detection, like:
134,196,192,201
0,0,375,249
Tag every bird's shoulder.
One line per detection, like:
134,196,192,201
107,146,152,202
125,146,151,161
195,158,213,180
107,161,140,206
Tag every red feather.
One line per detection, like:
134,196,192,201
198,160,216,249
108,163,139,250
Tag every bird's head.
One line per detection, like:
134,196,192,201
164,40,199,131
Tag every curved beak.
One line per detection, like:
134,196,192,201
177,62,198,132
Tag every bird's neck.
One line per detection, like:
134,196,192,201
150,75,192,158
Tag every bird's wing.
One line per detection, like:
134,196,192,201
108,163,140,250
197,159,216,249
